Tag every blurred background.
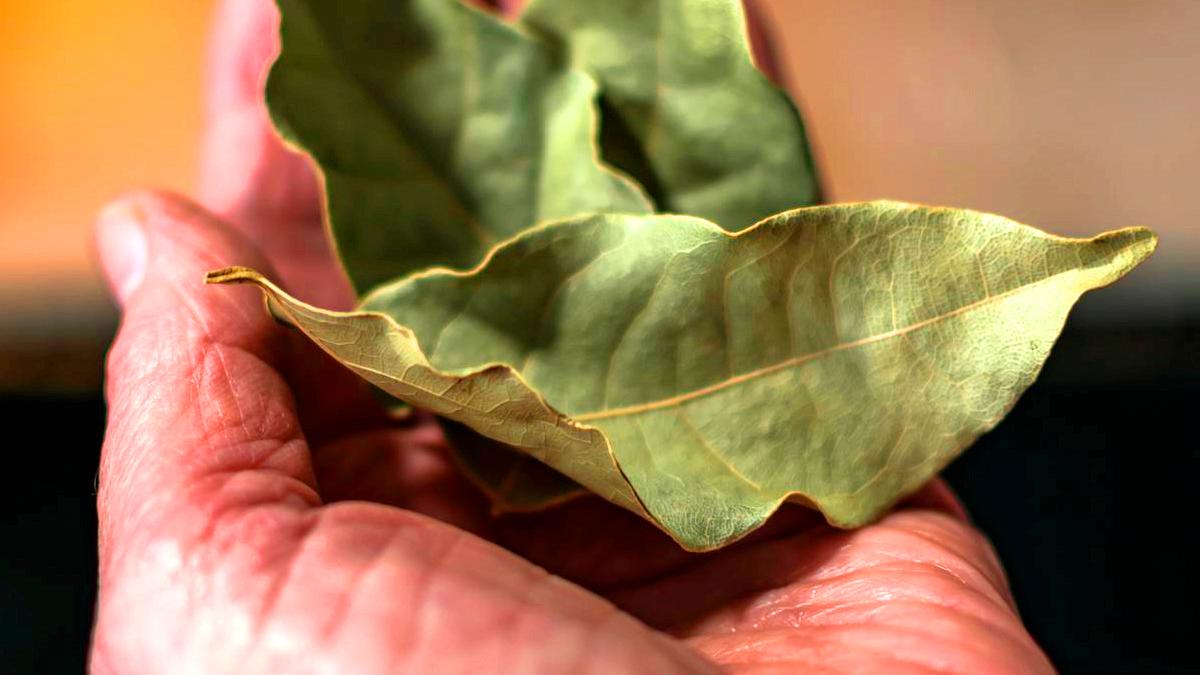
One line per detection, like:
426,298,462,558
1,0,1195,672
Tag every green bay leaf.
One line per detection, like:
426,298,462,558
269,0,651,291
208,202,1155,550
522,0,823,228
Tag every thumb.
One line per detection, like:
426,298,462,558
94,198,148,308
96,190,269,309
94,190,318,556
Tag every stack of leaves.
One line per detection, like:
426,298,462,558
208,0,1156,551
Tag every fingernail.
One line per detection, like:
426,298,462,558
96,200,148,305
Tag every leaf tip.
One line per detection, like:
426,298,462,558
1101,224,1157,256
1079,226,1158,289
204,266,266,286
1108,223,1156,263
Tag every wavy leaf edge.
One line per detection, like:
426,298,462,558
266,0,656,292
206,201,1157,551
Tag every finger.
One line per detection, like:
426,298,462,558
742,0,782,83
96,190,320,561
677,512,1050,673
491,0,524,17
199,0,317,225
611,509,1019,636
199,0,353,309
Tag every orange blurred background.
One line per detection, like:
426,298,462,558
0,0,209,286
1,0,1196,392
1,0,211,390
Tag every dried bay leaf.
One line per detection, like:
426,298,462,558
521,0,822,229
208,202,1156,550
268,0,651,291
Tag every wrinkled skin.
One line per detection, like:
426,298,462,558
89,1,1055,673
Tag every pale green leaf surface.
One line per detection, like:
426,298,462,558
209,202,1155,550
268,0,651,291
522,0,822,229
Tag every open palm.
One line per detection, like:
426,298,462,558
89,1,1053,672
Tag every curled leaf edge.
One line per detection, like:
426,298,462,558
205,202,1157,550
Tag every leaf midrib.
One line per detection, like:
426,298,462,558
572,270,1075,422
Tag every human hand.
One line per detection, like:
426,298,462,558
89,1,1054,672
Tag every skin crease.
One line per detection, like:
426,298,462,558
89,0,1056,673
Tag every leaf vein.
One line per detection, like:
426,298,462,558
575,271,1069,422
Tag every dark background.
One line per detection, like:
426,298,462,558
2,307,1197,673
